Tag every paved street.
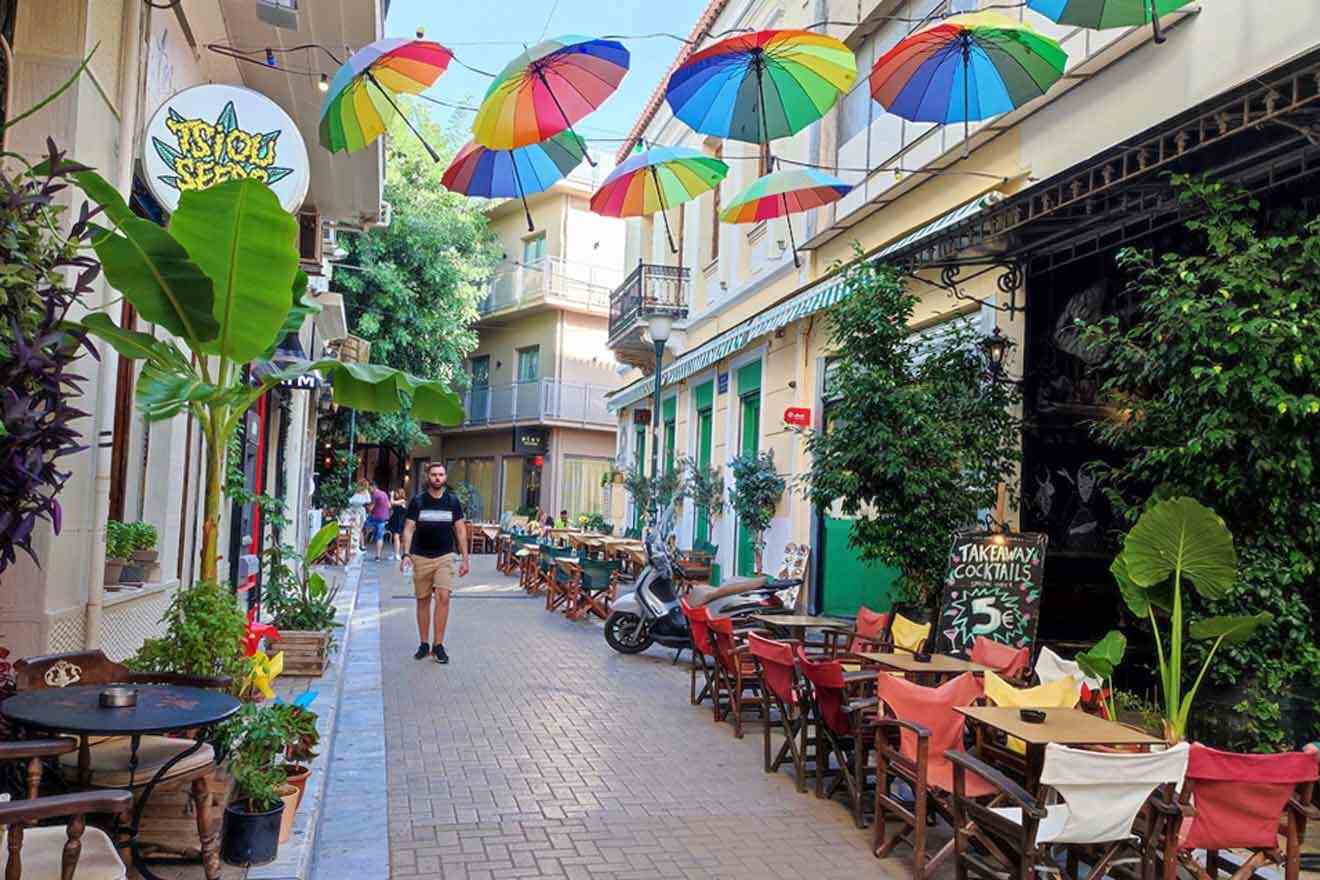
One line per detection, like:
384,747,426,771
373,554,898,880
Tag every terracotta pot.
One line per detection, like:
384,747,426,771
104,559,125,586
282,764,311,808
132,548,159,563
276,784,299,844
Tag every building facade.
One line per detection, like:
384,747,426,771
0,0,385,660
412,158,625,523
605,0,1320,632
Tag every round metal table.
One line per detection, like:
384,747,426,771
2,684,240,880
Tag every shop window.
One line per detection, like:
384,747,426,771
562,456,612,520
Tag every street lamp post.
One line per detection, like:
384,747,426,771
645,314,673,526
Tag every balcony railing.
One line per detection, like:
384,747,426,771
461,378,614,427
479,256,621,315
607,262,690,343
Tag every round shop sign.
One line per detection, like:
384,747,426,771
141,83,310,214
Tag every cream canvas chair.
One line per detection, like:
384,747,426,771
1034,645,1103,697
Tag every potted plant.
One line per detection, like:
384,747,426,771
728,451,786,575
220,704,291,865
129,521,159,563
263,522,341,676
270,696,319,808
128,579,246,685
103,521,131,588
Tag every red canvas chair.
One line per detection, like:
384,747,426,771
748,633,809,792
1174,744,1319,880
824,606,892,658
873,671,989,880
969,636,1031,681
679,598,716,706
706,615,765,738
796,647,879,827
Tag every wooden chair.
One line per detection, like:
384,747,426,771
981,671,1080,773
13,651,228,880
679,598,716,705
563,558,621,621
873,671,987,880
890,613,932,654
823,606,892,659
948,742,1190,880
1167,744,1319,880
796,647,879,827
969,636,1032,680
706,616,766,739
748,633,809,793
542,548,576,614
0,738,134,880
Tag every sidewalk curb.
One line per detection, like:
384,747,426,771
248,555,363,880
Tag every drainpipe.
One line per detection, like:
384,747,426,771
85,0,143,648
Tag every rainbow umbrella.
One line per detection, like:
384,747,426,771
442,131,587,232
719,167,851,267
1027,0,1196,43
589,147,728,253
472,36,629,157
869,12,1067,158
320,38,453,161
665,30,856,147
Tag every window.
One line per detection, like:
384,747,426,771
562,456,613,520
709,142,722,262
522,234,546,266
445,457,496,520
516,346,540,383
470,355,490,387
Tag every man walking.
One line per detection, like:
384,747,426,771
400,463,469,664
365,480,391,561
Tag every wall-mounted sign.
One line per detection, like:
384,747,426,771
717,372,729,394
279,372,320,392
513,427,546,454
783,406,811,428
632,409,652,426
142,83,310,214
935,530,1048,655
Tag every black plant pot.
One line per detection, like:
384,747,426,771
220,800,284,866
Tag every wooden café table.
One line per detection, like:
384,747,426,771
957,705,1165,790
749,613,849,642
855,650,990,684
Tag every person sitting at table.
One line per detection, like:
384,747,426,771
556,509,570,528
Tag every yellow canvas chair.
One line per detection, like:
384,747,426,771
891,614,931,653
984,670,1079,754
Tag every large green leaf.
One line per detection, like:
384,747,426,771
135,362,218,421
1189,613,1273,644
1122,497,1238,599
170,180,299,363
1076,629,1127,680
259,270,321,360
79,313,188,369
313,360,415,412
72,169,135,227
305,521,340,564
412,380,465,426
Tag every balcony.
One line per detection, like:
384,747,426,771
606,263,690,372
459,378,614,429
478,256,621,320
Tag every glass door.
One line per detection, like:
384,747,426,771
469,355,490,423
735,361,761,577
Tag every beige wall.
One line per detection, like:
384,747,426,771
469,311,561,387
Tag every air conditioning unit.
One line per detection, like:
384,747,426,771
298,211,322,265
256,0,299,30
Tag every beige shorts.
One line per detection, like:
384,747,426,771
412,553,456,599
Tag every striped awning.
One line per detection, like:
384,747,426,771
606,195,991,413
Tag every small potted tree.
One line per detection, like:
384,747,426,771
271,696,319,808
221,704,292,866
264,522,341,676
728,451,786,575
104,521,131,588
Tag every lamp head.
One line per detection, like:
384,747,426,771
980,326,1010,376
646,313,673,343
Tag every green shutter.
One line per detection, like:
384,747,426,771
737,360,762,396
662,395,677,423
693,380,714,411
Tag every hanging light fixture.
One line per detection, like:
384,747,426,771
318,73,329,92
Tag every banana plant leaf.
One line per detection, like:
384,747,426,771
1076,629,1126,680
305,521,341,564
1189,613,1272,644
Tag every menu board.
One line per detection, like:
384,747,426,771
936,530,1047,654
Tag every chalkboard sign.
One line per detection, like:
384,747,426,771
935,530,1047,655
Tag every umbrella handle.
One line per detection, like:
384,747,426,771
366,71,441,163
509,156,536,233
1151,0,1167,44
650,165,678,255
536,68,596,167
783,193,800,270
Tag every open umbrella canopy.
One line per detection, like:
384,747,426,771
442,131,587,231
472,36,630,150
666,29,857,145
590,147,728,217
869,12,1067,125
719,168,851,223
1026,0,1196,42
319,38,453,154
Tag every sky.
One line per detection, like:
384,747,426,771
384,0,711,149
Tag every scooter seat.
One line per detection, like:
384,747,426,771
688,577,770,607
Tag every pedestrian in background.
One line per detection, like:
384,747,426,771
400,463,470,664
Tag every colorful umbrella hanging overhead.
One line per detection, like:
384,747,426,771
441,131,588,231
869,12,1067,158
589,146,729,253
720,167,851,267
471,36,629,156
1027,0,1196,43
319,38,453,161
665,29,857,146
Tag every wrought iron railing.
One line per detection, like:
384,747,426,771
478,256,621,315
607,262,690,342
461,378,614,427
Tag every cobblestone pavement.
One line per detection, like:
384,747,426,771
378,554,907,880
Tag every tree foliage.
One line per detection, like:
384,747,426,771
800,255,1021,607
331,104,500,451
1081,176,1320,748
729,450,786,571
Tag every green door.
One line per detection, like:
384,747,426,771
632,424,646,529
694,411,713,545
735,361,761,577
815,393,900,615
662,396,677,476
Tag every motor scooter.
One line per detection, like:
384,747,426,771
604,502,800,655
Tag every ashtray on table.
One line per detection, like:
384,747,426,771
99,687,139,708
